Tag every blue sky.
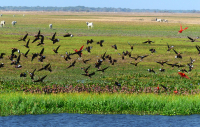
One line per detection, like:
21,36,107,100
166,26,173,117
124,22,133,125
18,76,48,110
1,0,200,10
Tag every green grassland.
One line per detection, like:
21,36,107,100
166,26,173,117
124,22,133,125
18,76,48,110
1,92,200,116
0,12,200,92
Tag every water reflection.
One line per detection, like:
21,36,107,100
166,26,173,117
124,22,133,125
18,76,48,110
0,113,200,127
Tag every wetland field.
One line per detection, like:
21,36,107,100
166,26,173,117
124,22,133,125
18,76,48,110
1,11,200,115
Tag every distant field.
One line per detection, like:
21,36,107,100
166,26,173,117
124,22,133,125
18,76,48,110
0,12,200,94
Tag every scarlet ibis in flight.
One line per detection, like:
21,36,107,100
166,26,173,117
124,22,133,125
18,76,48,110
178,24,188,34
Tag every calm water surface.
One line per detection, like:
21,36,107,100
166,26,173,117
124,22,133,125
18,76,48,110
0,113,200,127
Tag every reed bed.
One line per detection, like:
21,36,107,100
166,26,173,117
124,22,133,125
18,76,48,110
1,92,200,116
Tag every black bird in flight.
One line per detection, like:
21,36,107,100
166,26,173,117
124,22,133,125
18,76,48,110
28,69,36,79
87,39,93,45
143,39,154,44
97,66,109,72
187,36,199,42
53,45,60,54
21,49,30,58
0,53,6,59
67,60,76,68
63,33,73,37
18,33,28,42
173,49,182,59
23,39,30,48
33,75,47,82
97,40,104,47
38,63,51,71
167,43,174,51
115,81,121,88
49,32,59,44
82,72,95,78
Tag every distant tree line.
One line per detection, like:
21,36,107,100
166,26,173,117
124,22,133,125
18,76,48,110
0,6,199,13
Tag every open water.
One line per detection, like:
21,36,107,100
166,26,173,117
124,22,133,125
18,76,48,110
0,113,200,127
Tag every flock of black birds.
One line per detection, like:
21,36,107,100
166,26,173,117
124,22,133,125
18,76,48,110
0,29,199,85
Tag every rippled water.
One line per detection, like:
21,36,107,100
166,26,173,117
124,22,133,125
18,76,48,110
0,113,200,127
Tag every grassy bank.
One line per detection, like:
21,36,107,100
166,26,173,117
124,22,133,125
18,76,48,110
1,92,200,116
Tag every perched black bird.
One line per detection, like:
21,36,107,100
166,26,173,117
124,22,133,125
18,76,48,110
33,75,47,82
115,81,121,87
18,33,28,42
67,60,76,68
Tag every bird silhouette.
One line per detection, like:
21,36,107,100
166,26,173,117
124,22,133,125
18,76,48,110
18,33,28,42
67,60,76,68
36,35,45,46
53,45,60,54
0,63,4,68
156,60,168,66
38,63,51,71
143,39,154,44
28,69,36,79
0,53,6,59
148,68,155,73
149,48,156,53
23,39,30,48
85,46,92,53
115,81,121,87
97,66,109,72
167,43,174,51
173,49,182,59
20,72,26,77
73,45,84,57
87,39,93,45
21,49,30,58
81,65,91,73
31,53,38,61
188,36,199,42
82,72,95,78
195,45,200,55
97,40,104,47
33,75,47,82
82,59,91,64
63,33,73,37
130,61,140,66
161,84,167,91
159,68,165,72
178,24,188,33
128,42,133,50
49,32,59,44
112,44,117,50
